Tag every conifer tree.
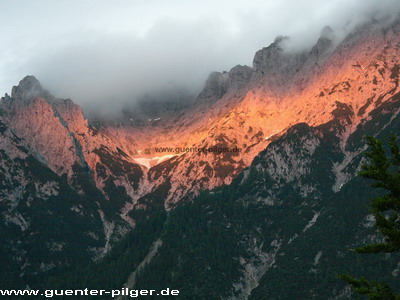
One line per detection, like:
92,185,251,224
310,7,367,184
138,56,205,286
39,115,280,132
340,135,400,299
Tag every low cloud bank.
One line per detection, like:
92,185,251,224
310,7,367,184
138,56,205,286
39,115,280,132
0,0,399,114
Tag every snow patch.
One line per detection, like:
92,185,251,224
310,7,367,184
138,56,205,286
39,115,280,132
133,158,152,169
133,154,176,169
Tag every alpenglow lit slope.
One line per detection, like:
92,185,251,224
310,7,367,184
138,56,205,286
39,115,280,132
103,19,400,206
1,16,400,299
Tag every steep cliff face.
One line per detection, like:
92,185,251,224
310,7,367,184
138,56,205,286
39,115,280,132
1,76,145,203
103,18,400,208
0,116,106,288
0,78,148,285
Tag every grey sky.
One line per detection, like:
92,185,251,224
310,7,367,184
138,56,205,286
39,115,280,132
0,0,399,111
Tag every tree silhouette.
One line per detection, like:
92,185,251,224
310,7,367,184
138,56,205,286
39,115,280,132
340,135,400,299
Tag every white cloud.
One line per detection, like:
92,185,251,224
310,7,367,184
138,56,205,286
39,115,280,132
0,0,399,112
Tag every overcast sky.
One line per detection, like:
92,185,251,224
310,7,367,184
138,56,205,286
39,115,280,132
0,0,399,112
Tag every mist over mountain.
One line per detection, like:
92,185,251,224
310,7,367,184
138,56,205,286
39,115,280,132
3,1,400,299
1,0,400,116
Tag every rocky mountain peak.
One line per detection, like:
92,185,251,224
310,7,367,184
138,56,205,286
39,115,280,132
252,36,287,73
197,65,254,104
10,75,46,101
310,26,335,58
197,71,229,102
228,65,253,91
252,36,308,93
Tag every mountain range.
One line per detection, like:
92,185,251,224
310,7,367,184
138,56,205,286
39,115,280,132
1,16,400,299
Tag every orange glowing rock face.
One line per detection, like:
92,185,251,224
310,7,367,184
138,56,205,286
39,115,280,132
99,21,400,206
2,20,400,208
0,79,144,202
